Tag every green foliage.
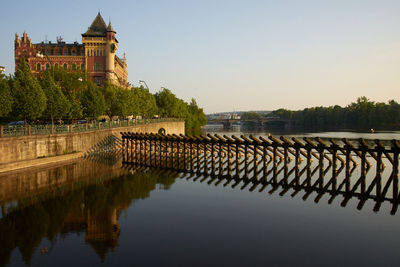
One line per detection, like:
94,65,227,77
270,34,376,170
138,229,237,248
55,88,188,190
132,86,157,118
11,58,47,122
270,96,400,129
50,67,87,120
40,72,70,123
155,88,186,118
80,84,106,119
0,74,13,118
5,61,207,132
185,98,207,135
241,111,262,120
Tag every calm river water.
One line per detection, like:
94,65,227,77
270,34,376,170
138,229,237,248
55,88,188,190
1,126,400,266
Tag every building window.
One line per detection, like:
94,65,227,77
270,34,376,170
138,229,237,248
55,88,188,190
24,50,27,57
45,50,50,55
80,49,84,56
55,63,59,68
54,49,59,55
63,49,68,56
71,50,76,56
72,63,76,70
36,63,41,71
46,63,50,70
63,63,67,69
94,63,103,72
94,76,102,85
81,64,85,71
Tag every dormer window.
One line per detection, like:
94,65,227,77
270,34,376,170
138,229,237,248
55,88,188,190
63,49,68,56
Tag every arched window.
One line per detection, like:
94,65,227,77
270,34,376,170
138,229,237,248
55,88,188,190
45,49,50,55
72,63,76,70
23,50,27,57
71,49,76,56
63,63,67,69
94,63,103,72
46,63,50,70
63,49,68,56
80,49,84,56
81,64,85,71
54,49,59,55
36,63,41,71
90,49,93,56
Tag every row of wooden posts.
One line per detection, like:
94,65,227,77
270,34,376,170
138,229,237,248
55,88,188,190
120,132,400,215
121,132,400,177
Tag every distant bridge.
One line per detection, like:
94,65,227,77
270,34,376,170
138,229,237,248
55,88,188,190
207,118,293,128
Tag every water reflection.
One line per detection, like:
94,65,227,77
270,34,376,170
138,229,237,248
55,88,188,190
203,124,400,140
1,151,399,266
0,160,178,266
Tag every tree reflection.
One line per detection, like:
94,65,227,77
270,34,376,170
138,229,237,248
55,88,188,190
0,167,178,266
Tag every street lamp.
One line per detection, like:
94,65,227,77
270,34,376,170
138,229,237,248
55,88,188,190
139,80,149,91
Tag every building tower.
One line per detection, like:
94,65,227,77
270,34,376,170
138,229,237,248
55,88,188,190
105,21,118,84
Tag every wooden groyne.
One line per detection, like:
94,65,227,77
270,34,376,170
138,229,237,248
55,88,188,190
121,132,400,214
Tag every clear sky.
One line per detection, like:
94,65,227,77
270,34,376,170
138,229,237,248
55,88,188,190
0,0,399,113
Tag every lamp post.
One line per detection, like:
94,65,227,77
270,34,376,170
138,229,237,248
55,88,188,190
139,80,149,91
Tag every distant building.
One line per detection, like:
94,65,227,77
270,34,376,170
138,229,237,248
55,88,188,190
14,12,128,87
0,66,5,73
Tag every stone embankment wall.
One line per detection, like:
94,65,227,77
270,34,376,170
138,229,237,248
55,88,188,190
0,121,184,165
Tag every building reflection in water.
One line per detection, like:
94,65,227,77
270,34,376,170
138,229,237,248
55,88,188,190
0,159,178,266
0,151,399,266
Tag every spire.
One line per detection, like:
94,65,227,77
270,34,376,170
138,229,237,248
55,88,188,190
106,21,115,33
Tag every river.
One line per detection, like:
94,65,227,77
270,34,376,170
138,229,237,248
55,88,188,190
0,127,399,266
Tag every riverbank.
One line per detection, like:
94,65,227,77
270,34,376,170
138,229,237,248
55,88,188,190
0,121,185,173
0,151,84,173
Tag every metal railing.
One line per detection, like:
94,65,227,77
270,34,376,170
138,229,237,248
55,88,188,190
0,118,182,138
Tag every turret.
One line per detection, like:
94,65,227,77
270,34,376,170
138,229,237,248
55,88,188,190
105,21,118,80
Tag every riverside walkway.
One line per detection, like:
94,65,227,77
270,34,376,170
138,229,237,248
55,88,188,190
0,118,180,138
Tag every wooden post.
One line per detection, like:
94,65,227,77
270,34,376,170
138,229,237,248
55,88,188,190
85,123,88,132
28,125,31,136
0,125,3,138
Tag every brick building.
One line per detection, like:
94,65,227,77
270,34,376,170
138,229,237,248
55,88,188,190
14,12,128,87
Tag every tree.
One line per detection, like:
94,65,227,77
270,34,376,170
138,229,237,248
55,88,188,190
185,98,207,134
11,57,46,124
40,72,70,124
133,86,157,118
50,67,87,121
80,84,106,120
0,73,13,118
155,88,185,118
241,111,262,120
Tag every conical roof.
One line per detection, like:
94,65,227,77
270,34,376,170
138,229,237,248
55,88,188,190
82,12,108,37
106,21,115,33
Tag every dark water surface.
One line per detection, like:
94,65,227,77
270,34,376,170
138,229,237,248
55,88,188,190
1,128,400,266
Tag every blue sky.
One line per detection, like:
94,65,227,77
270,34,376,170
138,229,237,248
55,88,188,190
1,0,399,113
